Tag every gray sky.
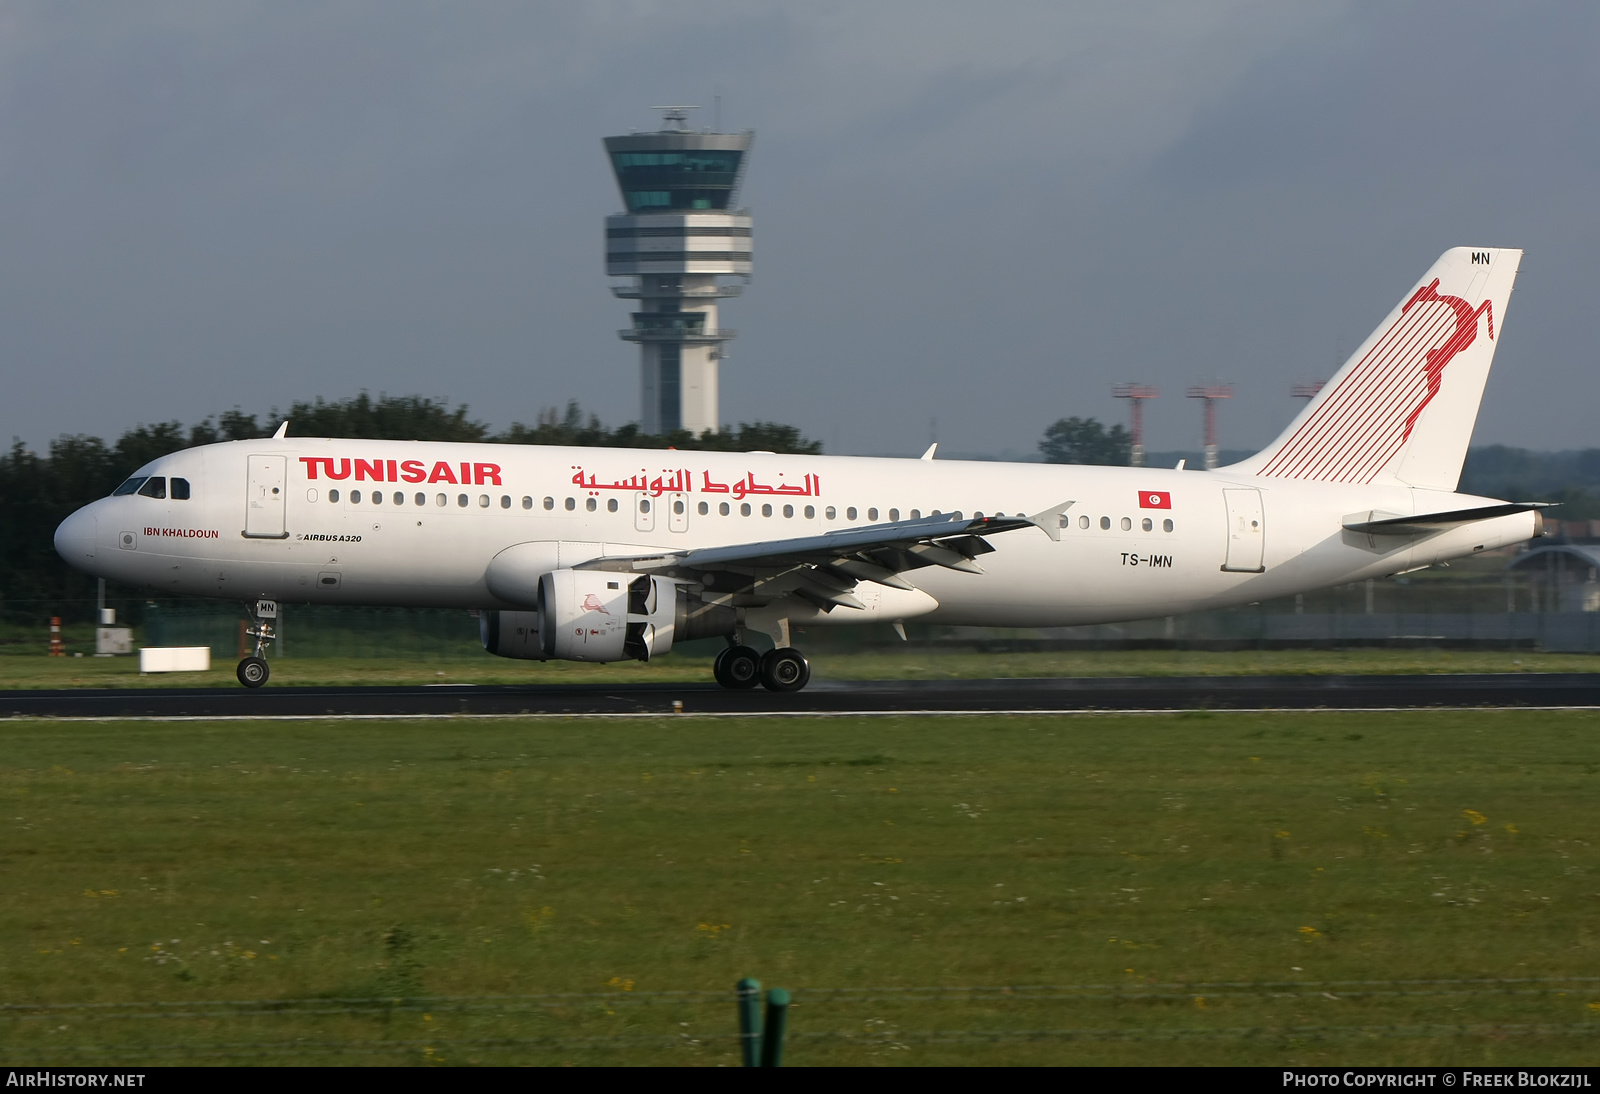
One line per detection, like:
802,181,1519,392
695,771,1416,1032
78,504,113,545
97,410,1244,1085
3,1,1596,459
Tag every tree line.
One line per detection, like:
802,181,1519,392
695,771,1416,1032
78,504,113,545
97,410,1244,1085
0,394,821,624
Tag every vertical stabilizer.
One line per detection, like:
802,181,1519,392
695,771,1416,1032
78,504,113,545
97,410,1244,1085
1229,247,1521,491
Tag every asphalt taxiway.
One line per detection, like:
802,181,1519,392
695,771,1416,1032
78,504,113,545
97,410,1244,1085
4,674,1600,718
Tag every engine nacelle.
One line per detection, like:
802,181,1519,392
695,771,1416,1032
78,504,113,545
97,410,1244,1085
479,569,737,663
540,569,633,662
620,571,675,662
478,610,544,661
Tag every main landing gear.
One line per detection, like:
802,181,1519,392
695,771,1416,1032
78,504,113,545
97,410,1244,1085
237,599,277,689
713,643,811,693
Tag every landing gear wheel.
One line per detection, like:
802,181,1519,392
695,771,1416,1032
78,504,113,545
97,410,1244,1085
715,645,763,690
237,656,270,688
759,647,810,693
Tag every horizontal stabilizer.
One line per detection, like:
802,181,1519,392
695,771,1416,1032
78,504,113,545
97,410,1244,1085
1342,502,1549,536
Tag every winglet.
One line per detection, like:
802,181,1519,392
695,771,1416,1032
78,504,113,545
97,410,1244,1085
920,443,937,461
272,421,289,440
1025,501,1073,542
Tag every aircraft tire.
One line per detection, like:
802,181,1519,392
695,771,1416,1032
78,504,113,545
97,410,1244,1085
759,647,810,693
718,645,763,690
237,656,270,688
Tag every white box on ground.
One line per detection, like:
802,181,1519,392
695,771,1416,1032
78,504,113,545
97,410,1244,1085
96,627,133,655
139,647,212,673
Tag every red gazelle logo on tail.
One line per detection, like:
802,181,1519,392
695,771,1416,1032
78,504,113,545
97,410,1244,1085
1258,278,1494,484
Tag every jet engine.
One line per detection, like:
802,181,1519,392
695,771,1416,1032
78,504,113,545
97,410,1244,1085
479,609,543,660
479,568,736,663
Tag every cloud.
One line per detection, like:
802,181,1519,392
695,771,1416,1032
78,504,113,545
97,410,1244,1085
0,1,1591,457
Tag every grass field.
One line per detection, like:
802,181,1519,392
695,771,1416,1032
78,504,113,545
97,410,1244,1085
2,646,1596,690
2,709,1598,1066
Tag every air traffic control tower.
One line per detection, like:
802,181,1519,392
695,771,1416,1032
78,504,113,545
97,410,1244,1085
605,107,752,435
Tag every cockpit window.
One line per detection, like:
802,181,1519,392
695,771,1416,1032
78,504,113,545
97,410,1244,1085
111,477,147,497
171,478,191,500
136,477,167,499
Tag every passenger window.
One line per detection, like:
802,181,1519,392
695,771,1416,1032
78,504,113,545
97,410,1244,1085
761,503,773,517
1120,517,1132,531
542,497,554,510
740,503,751,516
394,492,404,505
351,489,362,504
522,496,533,509
1099,516,1110,530
608,498,619,513
457,494,468,507
867,508,878,521
112,477,147,497
137,477,167,499
1163,518,1174,533
1142,517,1153,532
847,507,858,520
329,489,341,503
719,502,730,516
500,495,511,509
416,493,427,506
781,504,792,518
436,493,447,507
825,506,836,520
564,497,575,511
910,509,921,520
372,491,382,505
698,501,709,515
171,478,191,500
640,499,651,513
804,505,815,519
586,498,597,512
889,508,899,521
1078,515,1089,529
478,495,489,508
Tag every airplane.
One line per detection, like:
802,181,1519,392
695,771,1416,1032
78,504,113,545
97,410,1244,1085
54,247,1542,691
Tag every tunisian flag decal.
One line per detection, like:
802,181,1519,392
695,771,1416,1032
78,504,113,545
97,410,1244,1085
1139,491,1172,509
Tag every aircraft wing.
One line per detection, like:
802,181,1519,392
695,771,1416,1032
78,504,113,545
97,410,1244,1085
575,503,1071,610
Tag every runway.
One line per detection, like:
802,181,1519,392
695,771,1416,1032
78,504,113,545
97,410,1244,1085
4,673,1600,718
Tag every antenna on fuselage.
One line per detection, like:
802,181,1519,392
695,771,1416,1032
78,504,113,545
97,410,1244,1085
272,421,289,440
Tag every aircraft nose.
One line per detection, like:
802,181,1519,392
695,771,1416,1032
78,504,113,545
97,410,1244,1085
54,506,98,569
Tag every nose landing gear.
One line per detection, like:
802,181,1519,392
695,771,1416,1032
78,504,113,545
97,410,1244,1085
237,599,277,688
237,656,269,687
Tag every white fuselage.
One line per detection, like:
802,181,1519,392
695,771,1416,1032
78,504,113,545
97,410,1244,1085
55,438,1535,629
